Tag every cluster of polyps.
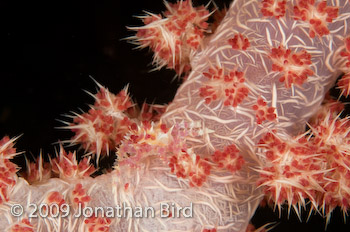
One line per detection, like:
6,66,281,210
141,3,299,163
269,45,314,88
94,85,133,114
293,0,338,38
131,0,339,78
252,97,277,125
70,108,125,156
50,147,95,179
65,82,170,164
2,0,350,231
116,119,246,187
257,132,322,212
65,85,136,159
260,0,338,37
212,145,245,174
257,106,350,219
0,136,18,204
129,0,210,75
20,146,95,186
199,66,249,107
310,115,350,213
260,0,287,19
168,150,211,187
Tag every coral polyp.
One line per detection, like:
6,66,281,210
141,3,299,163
269,45,314,88
261,0,287,19
228,33,250,50
252,97,277,124
293,0,338,38
199,65,249,106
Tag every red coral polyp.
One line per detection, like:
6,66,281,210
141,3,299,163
270,46,313,88
168,151,212,187
51,147,95,179
261,0,287,19
228,33,250,50
72,183,91,208
293,0,338,38
252,96,277,124
69,87,136,158
200,66,249,107
212,144,245,173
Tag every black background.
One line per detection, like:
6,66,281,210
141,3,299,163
0,0,349,231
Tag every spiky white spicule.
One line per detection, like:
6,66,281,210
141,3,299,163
1,0,350,231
